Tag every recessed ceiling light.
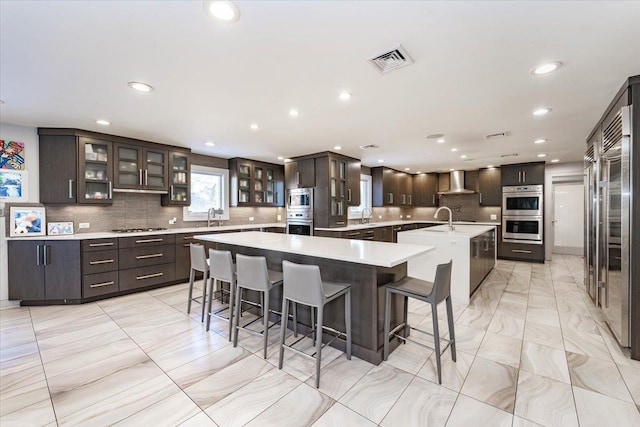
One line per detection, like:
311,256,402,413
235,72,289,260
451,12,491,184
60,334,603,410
449,168,455,172
487,165,494,168
377,159,384,163
334,145,342,150
203,0,240,23
404,167,411,171
426,133,444,139
128,81,154,92
95,119,111,126
289,109,299,117
534,138,547,144
338,92,351,101
250,123,260,130
533,108,551,116
450,148,458,152
537,153,547,157
437,139,445,144
460,155,467,159
551,159,560,163
277,156,284,160
532,61,563,75
416,171,422,174
205,141,215,147
284,158,292,163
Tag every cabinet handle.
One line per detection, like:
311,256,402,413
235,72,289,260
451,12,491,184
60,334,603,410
388,193,393,204
296,171,300,186
335,221,345,225
408,195,412,205
183,236,193,240
135,253,163,259
68,179,74,199
90,281,115,288
89,242,114,247
170,185,174,199
432,194,435,205
108,181,113,199
479,193,483,204
144,169,148,186
139,169,143,186
347,188,352,202
347,232,360,237
523,171,526,182
135,238,163,243
136,272,164,280
36,245,41,266
512,249,532,254
518,171,522,183
43,245,49,265
183,244,192,247
400,194,406,205
90,259,115,265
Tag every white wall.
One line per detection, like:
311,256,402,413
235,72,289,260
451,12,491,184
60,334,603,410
544,161,584,261
0,122,39,305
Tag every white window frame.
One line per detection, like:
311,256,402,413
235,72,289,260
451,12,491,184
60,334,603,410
182,165,230,222
348,174,373,219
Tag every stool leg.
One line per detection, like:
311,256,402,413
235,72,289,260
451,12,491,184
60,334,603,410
446,296,457,362
205,278,215,332
278,296,289,369
403,295,409,342
187,268,195,314
227,280,235,342
233,287,242,348
431,302,442,384
311,307,316,344
345,289,351,360
262,290,270,359
200,271,208,323
315,306,323,388
383,288,391,361
292,302,298,337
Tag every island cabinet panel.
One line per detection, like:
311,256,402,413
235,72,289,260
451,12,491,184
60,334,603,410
477,167,502,206
8,240,81,302
285,158,315,189
412,173,439,207
500,162,545,186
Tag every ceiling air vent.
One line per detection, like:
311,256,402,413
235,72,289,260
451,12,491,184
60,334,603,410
500,153,519,158
484,131,511,140
359,144,380,150
368,44,414,74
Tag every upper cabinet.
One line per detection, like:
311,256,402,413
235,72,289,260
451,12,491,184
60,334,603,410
371,167,412,207
312,153,360,228
347,159,361,206
229,158,284,207
161,150,191,206
113,143,168,192
477,167,501,206
501,162,545,186
39,131,114,204
285,158,315,189
412,173,439,207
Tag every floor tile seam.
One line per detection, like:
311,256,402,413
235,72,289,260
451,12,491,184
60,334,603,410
458,389,516,416
0,382,53,419
320,357,374,402
357,368,415,426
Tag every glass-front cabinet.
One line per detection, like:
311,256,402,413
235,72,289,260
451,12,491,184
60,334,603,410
162,151,191,206
114,143,168,192
78,137,113,204
230,158,284,207
329,156,347,220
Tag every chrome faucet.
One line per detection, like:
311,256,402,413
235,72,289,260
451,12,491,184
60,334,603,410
434,206,455,231
361,207,372,224
207,208,223,227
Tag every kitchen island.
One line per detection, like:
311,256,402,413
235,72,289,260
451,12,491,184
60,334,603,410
195,231,434,364
398,224,496,305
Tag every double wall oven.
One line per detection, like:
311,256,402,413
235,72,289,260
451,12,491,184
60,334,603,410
286,188,314,235
502,185,543,245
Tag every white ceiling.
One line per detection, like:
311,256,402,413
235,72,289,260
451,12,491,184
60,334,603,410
1,1,639,172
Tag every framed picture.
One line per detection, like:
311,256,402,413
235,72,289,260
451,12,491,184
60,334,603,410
10,206,46,237
48,221,74,236
0,170,28,202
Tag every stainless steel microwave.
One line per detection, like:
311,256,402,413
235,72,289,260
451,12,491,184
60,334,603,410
287,188,313,211
502,185,543,216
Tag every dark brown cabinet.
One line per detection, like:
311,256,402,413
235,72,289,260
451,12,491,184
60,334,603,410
8,240,81,302
372,167,413,207
500,162,545,186
230,158,284,207
470,229,496,294
347,159,362,206
118,234,176,291
113,143,168,192
39,132,114,204
162,150,191,206
477,167,502,206
285,158,315,189
82,238,119,298
412,173,439,207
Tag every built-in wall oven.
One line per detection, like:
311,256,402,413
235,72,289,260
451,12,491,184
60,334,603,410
286,188,314,236
502,185,543,216
502,216,543,244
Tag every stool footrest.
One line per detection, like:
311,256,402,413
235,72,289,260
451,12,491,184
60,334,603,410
389,323,454,357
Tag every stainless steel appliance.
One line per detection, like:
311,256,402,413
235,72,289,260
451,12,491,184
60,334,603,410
502,185,544,216
585,105,632,347
502,216,543,244
286,188,314,236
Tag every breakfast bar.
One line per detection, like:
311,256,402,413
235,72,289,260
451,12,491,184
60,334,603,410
195,231,434,364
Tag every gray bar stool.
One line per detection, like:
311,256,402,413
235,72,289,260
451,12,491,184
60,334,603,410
206,248,236,340
233,254,284,358
279,260,352,389
383,260,456,384
187,243,209,323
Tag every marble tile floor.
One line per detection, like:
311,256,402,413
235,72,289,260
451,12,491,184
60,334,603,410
1,255,640,427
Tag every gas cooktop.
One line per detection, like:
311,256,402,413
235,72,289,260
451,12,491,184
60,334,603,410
111,227,168,233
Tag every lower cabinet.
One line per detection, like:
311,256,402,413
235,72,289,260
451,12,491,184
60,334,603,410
9,240,81,302
499,241,545,263
119,263,176,291
470,229,496,294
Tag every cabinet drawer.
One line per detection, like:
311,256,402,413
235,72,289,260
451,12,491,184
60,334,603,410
119,244,175,269
344,230,362,239
82,238,118,252
83,271,119,298
119,234,175,248
499,241,544,262
83,249,119,274
119,263,175,291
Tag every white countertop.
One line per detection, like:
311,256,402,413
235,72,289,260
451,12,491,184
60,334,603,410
195,231,435,268
314,220,500,232
399,224,496,239
6,223,285,241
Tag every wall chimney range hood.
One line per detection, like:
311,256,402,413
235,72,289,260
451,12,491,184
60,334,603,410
438,170,475,195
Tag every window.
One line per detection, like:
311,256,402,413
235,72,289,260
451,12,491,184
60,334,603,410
348,174,373,219
183,165,230,221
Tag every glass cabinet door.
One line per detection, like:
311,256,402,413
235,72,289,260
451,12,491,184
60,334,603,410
165,151,190,205
79,137,113,204
144,149,167,190
115,145,141,189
